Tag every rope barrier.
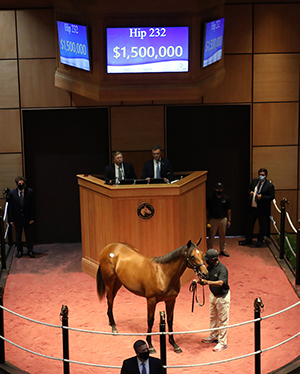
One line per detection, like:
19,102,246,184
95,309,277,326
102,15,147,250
260,301,300,320
270,216,280,235
165,351,259,368
286,212,297,234
272,199,281,214
272,199,298,234
1,306,61,329
269,216,296,258
0,302,299,370
1,301,299,335
261,332,300,353
0,336,63,362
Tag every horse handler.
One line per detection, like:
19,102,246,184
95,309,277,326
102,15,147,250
196,248,230,352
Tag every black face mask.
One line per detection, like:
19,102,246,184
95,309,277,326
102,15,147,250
216,191,222,196
18,184,25,190
139,351,149,360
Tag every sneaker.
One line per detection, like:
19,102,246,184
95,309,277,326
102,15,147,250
213,343,227,352
220,250,230,257
202,336,218,344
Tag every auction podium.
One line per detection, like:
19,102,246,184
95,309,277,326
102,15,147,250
77,171,207,282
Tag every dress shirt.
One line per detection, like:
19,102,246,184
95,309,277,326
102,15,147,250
114,163,124,182
137,358,149,374
153,160,161,179
251,180,265,208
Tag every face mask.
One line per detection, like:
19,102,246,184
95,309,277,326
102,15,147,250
18,184,25,190
139,351,149,360
216,191,222,196
259,175,266,181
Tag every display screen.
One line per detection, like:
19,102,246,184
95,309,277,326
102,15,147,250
57,21,91,71
203,18,225,68
106,27,189,73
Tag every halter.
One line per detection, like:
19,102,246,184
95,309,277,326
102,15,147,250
184,246,205,277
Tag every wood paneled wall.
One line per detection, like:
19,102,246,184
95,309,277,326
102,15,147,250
0,1,299,236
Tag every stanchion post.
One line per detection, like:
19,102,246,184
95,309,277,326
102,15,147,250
0,208,6,270
60,305,70,374
296,225,300,286
0,285,5,364
279,198,287,260
159,311,167,374
254,297,264,374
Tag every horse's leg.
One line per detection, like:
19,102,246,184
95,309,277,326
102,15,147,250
165,298,182,353
146,298,157,354
106,278,122,333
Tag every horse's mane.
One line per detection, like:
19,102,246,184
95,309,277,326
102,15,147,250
152,244,192,264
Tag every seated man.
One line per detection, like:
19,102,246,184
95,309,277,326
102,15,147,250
104,151,136,184
142,144,174,182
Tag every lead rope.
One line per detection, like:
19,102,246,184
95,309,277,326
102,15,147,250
189,280,205,312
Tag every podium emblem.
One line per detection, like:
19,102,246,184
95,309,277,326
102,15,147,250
137,202,155,220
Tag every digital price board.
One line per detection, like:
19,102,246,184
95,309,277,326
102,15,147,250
57,21,91,71
106,27,189,73
202,18,225,68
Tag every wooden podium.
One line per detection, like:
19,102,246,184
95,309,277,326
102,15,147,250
77,171,207,281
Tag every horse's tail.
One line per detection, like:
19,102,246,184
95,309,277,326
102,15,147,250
96,265,106,300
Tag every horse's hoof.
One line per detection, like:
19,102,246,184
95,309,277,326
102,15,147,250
112,326,118,334
174,346,182,354
149,347,156,354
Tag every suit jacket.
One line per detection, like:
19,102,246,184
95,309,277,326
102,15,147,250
248,178,275,215
8,187,34,226
121,356,163,374
142,158,174,181
104,162,136,182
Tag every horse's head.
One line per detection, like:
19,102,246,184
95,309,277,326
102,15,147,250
185,239,208,278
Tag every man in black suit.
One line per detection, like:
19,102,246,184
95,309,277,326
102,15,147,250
239,168,275,247
104,151,136,184
121,340,163,374
142,145,174,182
8,176,35,258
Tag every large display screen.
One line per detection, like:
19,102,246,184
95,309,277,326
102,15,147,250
57,21,91,71
106,27,189,73
202,18,225,68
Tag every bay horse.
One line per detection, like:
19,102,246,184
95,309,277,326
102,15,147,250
97,239,208,353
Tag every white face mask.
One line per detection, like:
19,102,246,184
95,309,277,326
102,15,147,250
259,175,266,181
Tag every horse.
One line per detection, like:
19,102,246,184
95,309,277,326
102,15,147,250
96,239,208,353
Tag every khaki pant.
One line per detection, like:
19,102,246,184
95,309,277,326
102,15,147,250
209,290,230,346
208,217,228,251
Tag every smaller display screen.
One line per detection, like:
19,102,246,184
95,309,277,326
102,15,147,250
57,21,90,71
203,18,225,68
106,27,189,74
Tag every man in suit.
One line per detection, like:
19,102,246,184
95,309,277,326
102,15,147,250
104,151,136,184
121,340,164,374
239,168,275,247
142,145,174,182
8,176,35,258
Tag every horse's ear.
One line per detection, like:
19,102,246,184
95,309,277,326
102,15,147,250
187,240,192,248
196,238,202,246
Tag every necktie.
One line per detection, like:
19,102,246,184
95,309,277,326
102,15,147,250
156,161,160,178
141,363,146,374
19,191,24,206
118,166,122,181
